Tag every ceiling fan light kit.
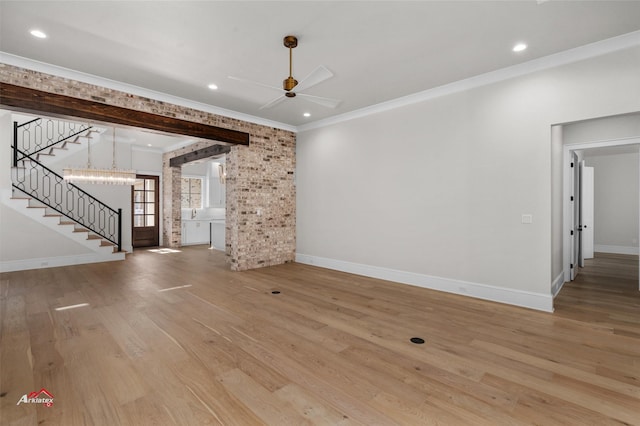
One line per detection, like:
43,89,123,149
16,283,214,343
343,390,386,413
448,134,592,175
229,34,341,110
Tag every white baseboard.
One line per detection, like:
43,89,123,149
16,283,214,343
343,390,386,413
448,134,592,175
295,253,554,312
551,272,566,298
1,252,125,273
594,245,639,255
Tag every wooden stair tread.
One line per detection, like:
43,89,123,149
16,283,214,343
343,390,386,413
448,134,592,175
87,234,102,240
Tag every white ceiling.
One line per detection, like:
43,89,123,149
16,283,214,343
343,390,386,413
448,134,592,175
1,1,640,130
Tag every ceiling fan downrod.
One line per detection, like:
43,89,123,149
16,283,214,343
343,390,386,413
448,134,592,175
283,35,298,97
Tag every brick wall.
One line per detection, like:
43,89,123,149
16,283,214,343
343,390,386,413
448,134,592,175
1,63,296,271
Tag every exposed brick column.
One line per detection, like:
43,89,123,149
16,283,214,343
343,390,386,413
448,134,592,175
161,158,182,248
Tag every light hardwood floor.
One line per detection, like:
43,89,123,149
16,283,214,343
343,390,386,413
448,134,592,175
1,248,639,425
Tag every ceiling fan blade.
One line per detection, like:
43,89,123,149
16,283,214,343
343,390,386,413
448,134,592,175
294,65,333,92
298,93,342,109
259,95,287,110
228,75,284,93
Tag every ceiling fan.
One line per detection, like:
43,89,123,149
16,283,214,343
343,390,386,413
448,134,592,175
229,35,341,110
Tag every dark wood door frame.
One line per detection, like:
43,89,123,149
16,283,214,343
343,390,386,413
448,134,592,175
132,175,160,248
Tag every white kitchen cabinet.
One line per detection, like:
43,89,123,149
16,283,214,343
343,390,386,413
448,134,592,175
209,175,226,207
182,220,211,245
211,220,225,251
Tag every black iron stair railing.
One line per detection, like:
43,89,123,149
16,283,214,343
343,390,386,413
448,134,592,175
13,117,93,165
11,119,122,252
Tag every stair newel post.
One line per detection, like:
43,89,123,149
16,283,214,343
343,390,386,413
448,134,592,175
117,208,122,252
13,121,18,167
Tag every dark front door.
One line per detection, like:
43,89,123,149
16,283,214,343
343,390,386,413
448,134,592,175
132,175,159,248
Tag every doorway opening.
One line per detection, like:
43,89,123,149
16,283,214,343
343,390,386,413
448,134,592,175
561,138,640,304
179,155,227,250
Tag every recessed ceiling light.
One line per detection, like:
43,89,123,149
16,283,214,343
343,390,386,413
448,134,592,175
207,83,218,90
30,29,47,39
303,112,311,117
513,43,527,52
147,144,152,147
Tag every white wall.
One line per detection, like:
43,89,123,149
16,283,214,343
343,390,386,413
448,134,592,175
585,152,639,254
181,161,208,176
297,45,640,311
0,111,11,189
550,125,564,289
563,112,640,144
0,203,89,260
132,146,163,173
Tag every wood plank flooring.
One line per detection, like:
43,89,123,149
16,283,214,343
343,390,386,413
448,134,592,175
1,248,639,425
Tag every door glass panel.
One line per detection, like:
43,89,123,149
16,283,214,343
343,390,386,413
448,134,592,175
134,191,144,202
134,203,144,214
145,192,155,202
134,215,144,227
145,215,155,226
146,203,155,215
146,179,155,191
134,180,144,191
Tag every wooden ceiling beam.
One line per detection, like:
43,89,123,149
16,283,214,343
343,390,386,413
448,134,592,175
169,144,232,167
0,83,250,146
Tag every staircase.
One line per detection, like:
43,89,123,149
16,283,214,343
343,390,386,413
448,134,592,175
3,115,125,271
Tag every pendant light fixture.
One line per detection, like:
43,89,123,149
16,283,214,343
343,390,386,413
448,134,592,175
63,126,136,185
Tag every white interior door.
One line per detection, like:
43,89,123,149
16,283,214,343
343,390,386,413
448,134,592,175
581,164,595,260
570,152,580,280
578,161,585,267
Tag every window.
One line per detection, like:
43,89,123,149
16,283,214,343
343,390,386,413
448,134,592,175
181,177,202,209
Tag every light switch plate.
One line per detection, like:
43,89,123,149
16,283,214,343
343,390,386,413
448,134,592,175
522,214,533,224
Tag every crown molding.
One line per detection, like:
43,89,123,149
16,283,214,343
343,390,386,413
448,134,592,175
0,52,296,133
297,30,640,132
